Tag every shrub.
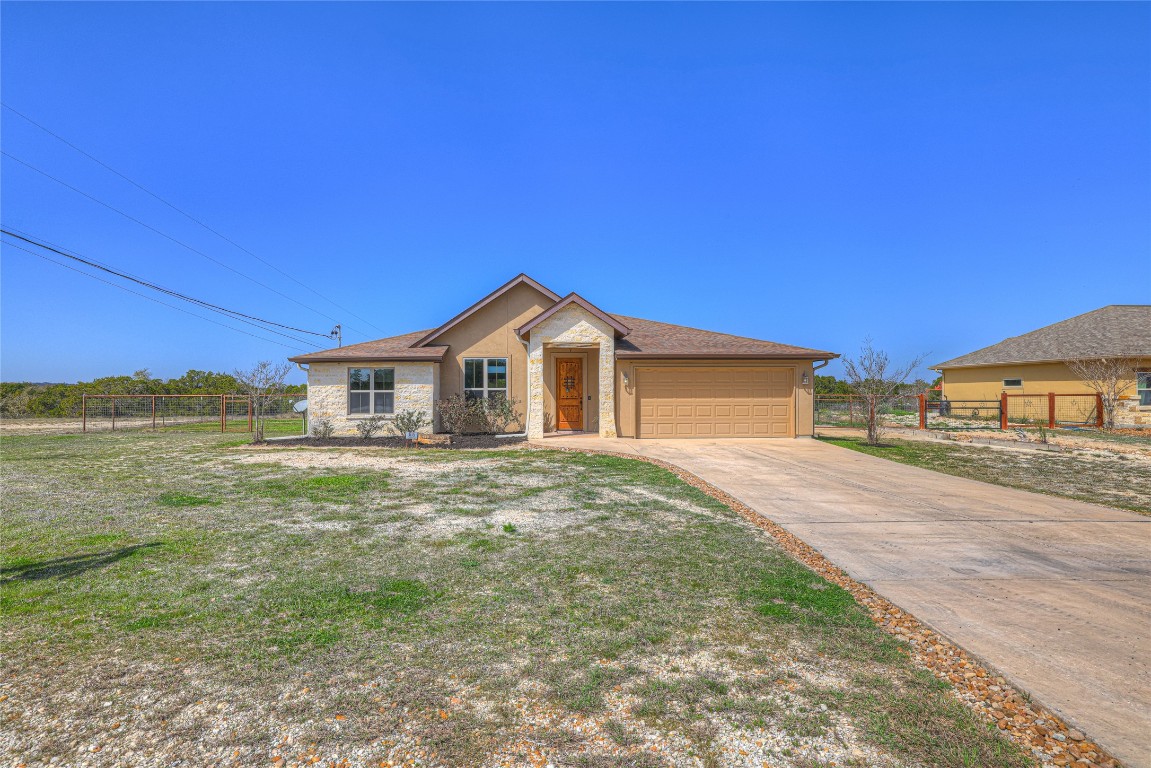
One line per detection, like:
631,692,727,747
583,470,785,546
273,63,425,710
436,395,522,435
389,409,429,438
480,394,521,434
355,416,387,439
311,417,335,439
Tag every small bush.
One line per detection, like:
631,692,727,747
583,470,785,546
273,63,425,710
311,417,335,439
355,416,387,439
435,394,521,435
389,409,429,438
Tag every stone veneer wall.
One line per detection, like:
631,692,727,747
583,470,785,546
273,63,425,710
306,361,437,437
526,305,616,439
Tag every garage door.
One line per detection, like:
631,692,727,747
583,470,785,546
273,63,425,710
636,367,794,438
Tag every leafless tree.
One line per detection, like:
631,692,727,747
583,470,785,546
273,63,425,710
234,360,293,442
842,339,927,445
1065,357,1139,432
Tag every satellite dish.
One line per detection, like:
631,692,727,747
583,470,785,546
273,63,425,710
293,399,308,413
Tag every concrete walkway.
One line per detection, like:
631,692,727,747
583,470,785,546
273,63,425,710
533,435,1151,767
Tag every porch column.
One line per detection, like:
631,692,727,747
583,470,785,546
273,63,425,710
527,334,545,439
598,336,617,438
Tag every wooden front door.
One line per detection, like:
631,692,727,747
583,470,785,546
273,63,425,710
555,358,584,431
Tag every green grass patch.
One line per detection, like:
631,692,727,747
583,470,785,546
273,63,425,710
157,492,217,507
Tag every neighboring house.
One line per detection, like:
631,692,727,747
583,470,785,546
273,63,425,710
932,305,1151,421
289,274,838,439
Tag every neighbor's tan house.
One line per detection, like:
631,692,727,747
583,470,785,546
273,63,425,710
932,305,1151,422
289,274,838,439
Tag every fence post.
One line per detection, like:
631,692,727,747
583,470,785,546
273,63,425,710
918,394,926,430
1047,393,1056,429
849,397,854,427
220,394,226,432
1095,393,1104,428
82,394,87,433
111,396,116,432
1000,393,1008,430
248,396,253,433
152,395,157,430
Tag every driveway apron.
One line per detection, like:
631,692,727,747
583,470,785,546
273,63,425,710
539,436,1151,767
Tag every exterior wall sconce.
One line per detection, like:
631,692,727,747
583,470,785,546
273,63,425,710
801,372,810,386
622,370,630,387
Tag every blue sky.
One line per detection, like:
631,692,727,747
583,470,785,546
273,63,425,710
2,2,1148,385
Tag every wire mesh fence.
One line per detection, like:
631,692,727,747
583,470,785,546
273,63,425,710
813,395,926,429
1004,394,1101,428
816,392,1103,432
81,394,306,434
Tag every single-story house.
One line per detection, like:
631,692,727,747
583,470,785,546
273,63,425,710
932,305,1151,420
289,274,838,439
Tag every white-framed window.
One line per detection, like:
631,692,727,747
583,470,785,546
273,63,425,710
1138,371,1151,406
464,358,508,402
349,368,395,414
1002,378,1023,388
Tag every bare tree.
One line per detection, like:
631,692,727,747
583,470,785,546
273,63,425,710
1065,357,1138,432
234,360,293,442
842,339,928,445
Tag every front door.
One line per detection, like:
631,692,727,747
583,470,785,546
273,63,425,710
556,358,584,431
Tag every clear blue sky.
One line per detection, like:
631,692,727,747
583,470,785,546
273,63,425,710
2,2,1148,385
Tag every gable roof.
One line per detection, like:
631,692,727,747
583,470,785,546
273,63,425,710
287,330,447,364
514,292,632,339
613,315,838,359
411,274,561,347
933,305,1151,369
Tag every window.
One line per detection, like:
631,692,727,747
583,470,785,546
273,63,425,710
1138,371,1151,406
1002,378,1023,388
348,368,394,414
464,358,508,402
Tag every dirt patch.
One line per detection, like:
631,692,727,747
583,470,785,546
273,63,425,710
282,435,526,449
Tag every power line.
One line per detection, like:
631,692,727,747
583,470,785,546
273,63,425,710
1,229,327,348
1,150,359,340
1,240,313,353
2,102,385,335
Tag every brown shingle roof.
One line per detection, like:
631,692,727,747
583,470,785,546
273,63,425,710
287,330,447,363
933,305,1151,369
612,315,838,359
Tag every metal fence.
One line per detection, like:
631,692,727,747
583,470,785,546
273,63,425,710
814,394,926,429
816,392,1103,432
81,394,306,433
1003,393,1101,428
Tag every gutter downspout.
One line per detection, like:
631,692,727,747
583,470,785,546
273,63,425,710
811,359,831,437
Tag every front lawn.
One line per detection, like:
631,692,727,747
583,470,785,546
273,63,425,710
0,432,1035,767
820,435,1151,515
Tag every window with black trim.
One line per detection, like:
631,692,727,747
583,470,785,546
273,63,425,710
1138,371,1151,406
349,368,395,414
1002,378,1023,388
464,358,508,402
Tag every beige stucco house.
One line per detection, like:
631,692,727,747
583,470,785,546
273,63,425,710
289,274,838,439
933,305,1151,423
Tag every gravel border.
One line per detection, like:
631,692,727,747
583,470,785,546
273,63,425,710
543,445,1123,768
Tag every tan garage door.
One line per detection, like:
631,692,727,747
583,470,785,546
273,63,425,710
636,367,794,438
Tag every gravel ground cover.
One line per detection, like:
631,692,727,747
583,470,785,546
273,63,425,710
2,431,1036,767
818,435,1151,516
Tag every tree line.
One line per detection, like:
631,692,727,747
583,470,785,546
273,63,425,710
0,369,306,419
815,373,940,397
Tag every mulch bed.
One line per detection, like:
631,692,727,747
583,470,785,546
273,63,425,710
546,446,1122,768
276,435,527,449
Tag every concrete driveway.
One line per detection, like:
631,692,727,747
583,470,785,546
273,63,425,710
535,435,1151,767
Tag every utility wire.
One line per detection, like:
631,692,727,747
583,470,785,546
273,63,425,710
1,229,326,348
2,102,385,335
1,240,313,353
1,150,356,339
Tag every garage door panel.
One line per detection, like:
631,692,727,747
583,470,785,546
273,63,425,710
636,367,794,439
